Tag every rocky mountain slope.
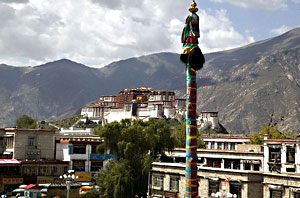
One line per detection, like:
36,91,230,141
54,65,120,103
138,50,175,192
1,27,300,133
0,53,185,127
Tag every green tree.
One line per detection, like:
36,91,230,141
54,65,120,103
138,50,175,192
171,123,206,149
249,124,291,145
16,114,38,129
93,119,175,198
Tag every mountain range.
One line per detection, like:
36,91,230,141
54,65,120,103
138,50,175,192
1,27,300,134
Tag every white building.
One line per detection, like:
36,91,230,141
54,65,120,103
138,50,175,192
149,135,300,198
55,127,115,184
80,88,185,124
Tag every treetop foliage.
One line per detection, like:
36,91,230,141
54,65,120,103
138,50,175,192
249,124,291,145
16,114,38,129
93,119,175,198
95,119,174,160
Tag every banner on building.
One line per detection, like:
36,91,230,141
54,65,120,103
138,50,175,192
2,178,23,184
37,176,54,184
75,173,92,182
90,154,117,161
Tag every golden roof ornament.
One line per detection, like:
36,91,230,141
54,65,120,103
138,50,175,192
189,0,198,13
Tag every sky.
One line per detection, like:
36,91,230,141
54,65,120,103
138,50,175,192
0,0,299,67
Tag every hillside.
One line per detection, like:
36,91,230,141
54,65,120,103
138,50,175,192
1,27,300,133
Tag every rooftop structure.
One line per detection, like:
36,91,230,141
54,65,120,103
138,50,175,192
80,87,185,124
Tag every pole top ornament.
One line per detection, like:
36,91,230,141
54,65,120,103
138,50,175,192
189,0,198,13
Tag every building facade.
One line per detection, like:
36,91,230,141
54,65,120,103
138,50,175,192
150,136,300,198
1,128,56,160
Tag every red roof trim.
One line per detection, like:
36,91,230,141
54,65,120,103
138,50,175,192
266,139,296,142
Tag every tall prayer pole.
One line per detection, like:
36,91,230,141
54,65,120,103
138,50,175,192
180,1,205,197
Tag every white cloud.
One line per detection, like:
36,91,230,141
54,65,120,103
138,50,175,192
0,0,28,3
292,0,300,3
0,0,254,67
271,25,290,35
210,0,288,10
199,9,254,53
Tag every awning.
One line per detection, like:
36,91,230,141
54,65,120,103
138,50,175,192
0,159,21,166
268,185,283,190
268,145,282,149
209,177,219,181
290,187,300,192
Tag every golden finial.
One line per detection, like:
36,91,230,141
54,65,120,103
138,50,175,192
189,0,198,13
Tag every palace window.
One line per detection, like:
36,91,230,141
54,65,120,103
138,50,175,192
286,146,295,163
244,163,251,170
91,161,103,172
91,145,98,154
28,137,35,147
153,174,164,190
230,143,236,150
169,176,179,192
73,145,86,154
217,143,222,149
269,147,281,162
270,189,282,198
73,160,85,172
230,182,242,198
209,180,219,196
294,192,300,198
207,158,222,168
232,160,240,170
253,164,260,171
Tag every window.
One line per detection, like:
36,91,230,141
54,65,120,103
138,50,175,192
294,192,300,198
270,190,282,198
224,159,231,169
286,168,295,172
286,147,295,163
207,158,222,168
6,136,14,148
73,160,85,172
244,163,251,170
73,145,86,154
224,159,240,170
209,180,219,196
169,176,179,192
253,164,260,171
211,142,215,149
198,157,204,164
91,161,103,172
28,137,35,147
153,175,164,189
269,148,281,162
232,160,240,170
205,142,209,149
230,143,236,150
158,105,162,110
230,182,242,198
224,143,229,150
217,143,222,149
91,145,98,154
